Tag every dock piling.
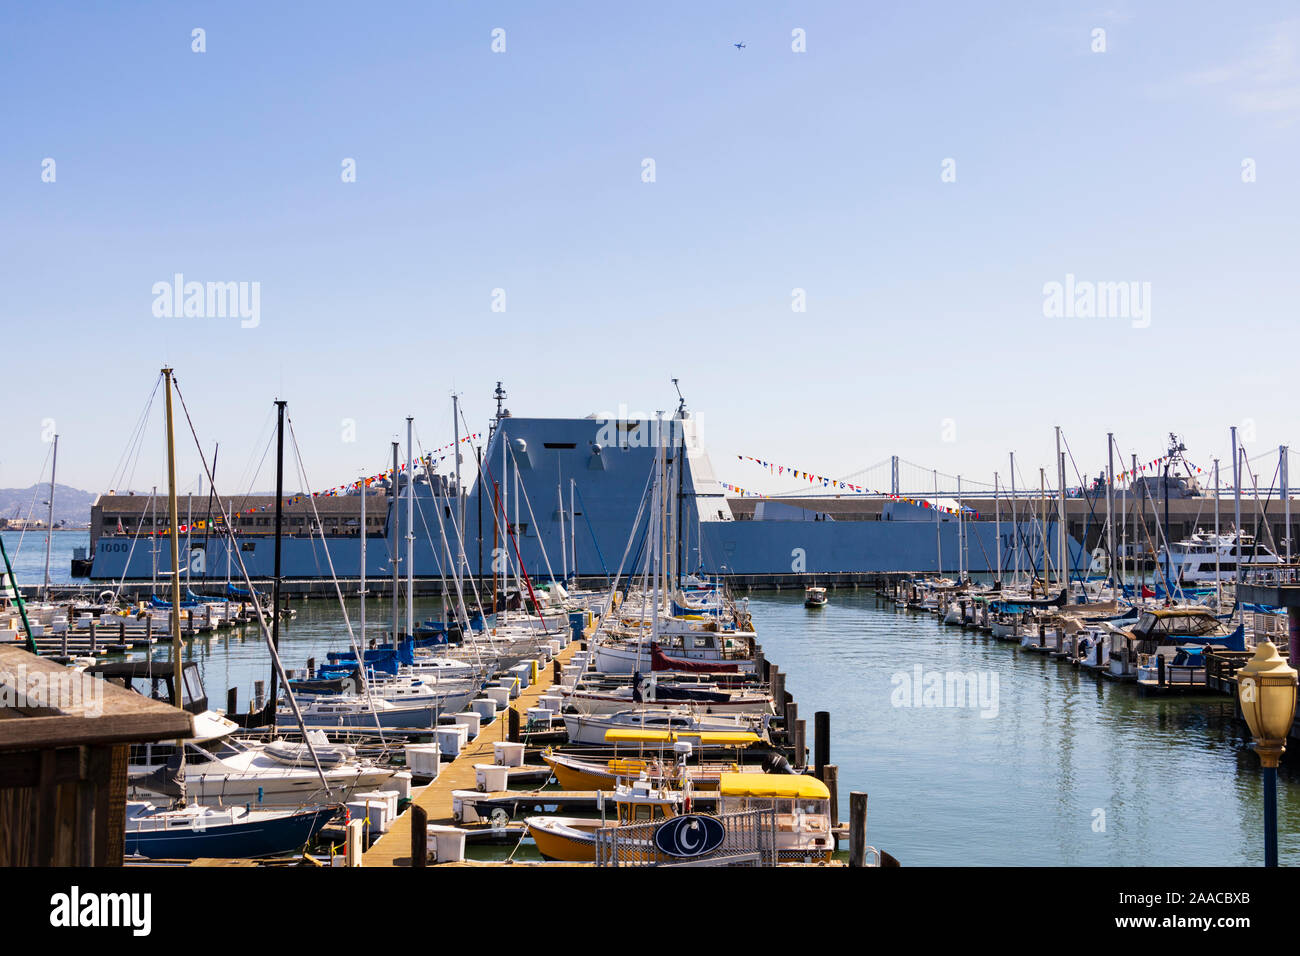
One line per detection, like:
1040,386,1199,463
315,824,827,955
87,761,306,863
814,710,830,777
822,764,839,830
411,805,428,867
849,792,869,867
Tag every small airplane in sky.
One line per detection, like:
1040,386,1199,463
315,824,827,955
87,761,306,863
733,42,746,50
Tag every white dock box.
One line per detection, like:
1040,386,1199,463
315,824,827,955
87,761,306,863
427,825,467,863
435,724,468,757
354,789,399,820
493,741,525,767
452,711,482,738
451,790,480,823
509,663,532,690
474,763,509,792
404,743,442,777
537,694,562,713
485,685,511,708
390,770,413,800
471,697,498,721
346,798,393,836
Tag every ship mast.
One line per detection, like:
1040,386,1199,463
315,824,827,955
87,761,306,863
162,368,186,803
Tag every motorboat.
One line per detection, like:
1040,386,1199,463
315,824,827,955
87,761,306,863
804,587,828,609
562,708,769,747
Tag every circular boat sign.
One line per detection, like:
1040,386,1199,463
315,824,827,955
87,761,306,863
653,814,726,858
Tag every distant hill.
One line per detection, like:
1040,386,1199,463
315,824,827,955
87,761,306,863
0,484,97,528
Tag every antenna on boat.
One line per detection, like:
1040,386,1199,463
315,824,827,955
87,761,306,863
490,382,509,442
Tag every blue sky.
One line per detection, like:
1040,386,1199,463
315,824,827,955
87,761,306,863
3,2,1298,498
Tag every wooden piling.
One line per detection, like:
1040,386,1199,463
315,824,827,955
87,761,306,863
793,719,807,769
411,804,428,867
822,764,839,829
849,792,869,867
508,707,521,743
814,710,830,777
227,687,237,714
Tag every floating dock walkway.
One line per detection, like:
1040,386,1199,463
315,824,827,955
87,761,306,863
362,637,582,867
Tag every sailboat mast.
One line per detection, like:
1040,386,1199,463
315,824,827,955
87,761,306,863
406,417,414,641
994,472,1002,585
360,469,367,647
42,433,57,600
1040,468,1047,582
1232,426,1242,593
1009,455,1018,580
185,491,192,592
956,475,963,581
1106,433,1115,590
558,481,567,583
162,369,183,700
1283,446,1291,564
569,478,577,582
1214,458,1221,608
452,395,464,585
391,442,400,641
269,399,286,709
151,485,158,596
933,469,941,574
1055,427,1065,587
502,427,509,599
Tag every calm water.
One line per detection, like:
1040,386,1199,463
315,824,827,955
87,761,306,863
1,530,87,586
175,590,1299,866
6,535,1294,866
748,589,1297,866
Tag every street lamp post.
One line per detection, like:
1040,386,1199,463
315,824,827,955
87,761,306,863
1237,640,1299,867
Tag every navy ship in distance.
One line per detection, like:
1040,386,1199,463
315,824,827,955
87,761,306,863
88,399,1088,584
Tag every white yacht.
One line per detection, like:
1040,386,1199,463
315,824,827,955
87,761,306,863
1161,529,1281,583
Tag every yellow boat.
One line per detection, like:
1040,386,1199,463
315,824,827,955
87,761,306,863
716,772,835,861
542,728,766,791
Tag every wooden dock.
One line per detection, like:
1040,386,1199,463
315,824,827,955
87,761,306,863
362,637,581,867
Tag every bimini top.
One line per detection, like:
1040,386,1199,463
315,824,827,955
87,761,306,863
718,773,830,800
604,729,761,747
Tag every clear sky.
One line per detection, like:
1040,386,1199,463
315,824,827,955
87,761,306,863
3,2,1298,499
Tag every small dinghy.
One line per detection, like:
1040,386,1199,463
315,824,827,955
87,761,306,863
263,731,356,769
